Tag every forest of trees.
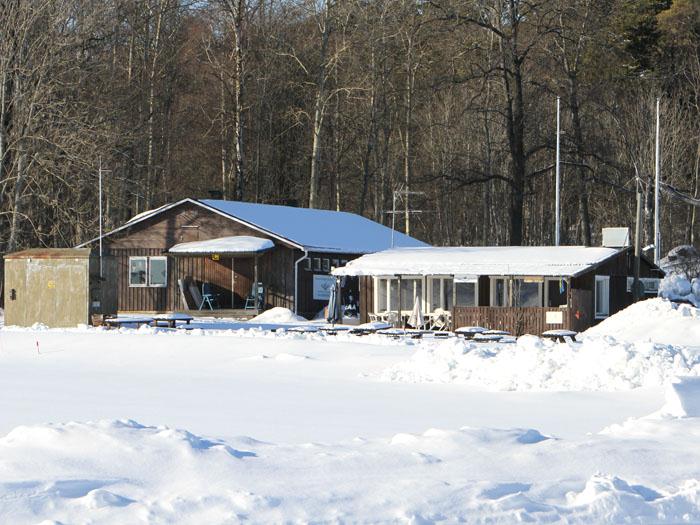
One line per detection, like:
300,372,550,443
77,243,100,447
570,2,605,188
1,0,700,253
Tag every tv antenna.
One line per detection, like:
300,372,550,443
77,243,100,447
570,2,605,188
385,185,428,248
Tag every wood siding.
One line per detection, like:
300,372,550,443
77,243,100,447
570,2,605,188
98,201,358,315
452,306,573,336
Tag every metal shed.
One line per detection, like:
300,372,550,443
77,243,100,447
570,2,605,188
3,248,117,327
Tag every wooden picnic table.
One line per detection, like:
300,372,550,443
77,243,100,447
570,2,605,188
541,329,578,343
103,316,154,329
454,326,488,339
151,313,194,328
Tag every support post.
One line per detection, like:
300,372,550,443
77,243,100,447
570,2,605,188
396,275,402,328
254,255,259,310
555,96,561,246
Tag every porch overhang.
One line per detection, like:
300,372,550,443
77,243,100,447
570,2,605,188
168,235,274,257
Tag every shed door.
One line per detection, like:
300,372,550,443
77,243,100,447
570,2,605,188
233,258,253,308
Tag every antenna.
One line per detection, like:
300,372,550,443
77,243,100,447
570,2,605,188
386,186,427,248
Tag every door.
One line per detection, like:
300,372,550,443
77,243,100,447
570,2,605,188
233,258,254,308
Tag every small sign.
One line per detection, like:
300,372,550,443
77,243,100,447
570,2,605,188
313,275,335,301
47,280,56,289
546,311,563,324
211,254,220,261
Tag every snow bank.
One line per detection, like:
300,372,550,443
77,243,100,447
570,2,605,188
1,418,700,524
658,274,700,307
660,376,700,417
382,335,700,391
249,307,307,324
584,297,700,346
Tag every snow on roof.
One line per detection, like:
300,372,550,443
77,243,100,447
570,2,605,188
332,246,622,277
169,236,274,255
200,199,428,254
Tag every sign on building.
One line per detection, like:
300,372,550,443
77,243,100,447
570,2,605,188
313,275,335,301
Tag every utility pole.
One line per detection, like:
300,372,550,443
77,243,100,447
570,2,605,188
654,97,661,265
98,159,111,279
555,96,561,246
633,167,643,301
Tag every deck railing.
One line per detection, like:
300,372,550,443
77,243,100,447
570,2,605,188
452,306,572,336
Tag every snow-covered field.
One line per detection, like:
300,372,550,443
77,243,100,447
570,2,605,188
0,299,699,523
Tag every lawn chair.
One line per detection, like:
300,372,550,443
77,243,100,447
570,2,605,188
429,308,449,331
200,282,219,310
244,282,264,310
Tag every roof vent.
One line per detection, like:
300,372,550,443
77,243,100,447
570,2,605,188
601,227,631,248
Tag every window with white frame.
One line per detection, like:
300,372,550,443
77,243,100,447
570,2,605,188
304,258,312,271
455,279,478,306
129,256,167,287
129,257,147,287
375,277,422,312
322,258,330,272
595,275,610,318
429,277,453,311
148,257,168,287
400,278,422,311
312,258,321,271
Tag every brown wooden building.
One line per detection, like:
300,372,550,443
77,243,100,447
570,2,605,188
333,244,664,335
78,198,427,317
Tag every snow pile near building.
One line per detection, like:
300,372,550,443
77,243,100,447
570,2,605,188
382,335,699,391
585,297,700,345
2,414,700,524
657,274,700,307
249,307,307,324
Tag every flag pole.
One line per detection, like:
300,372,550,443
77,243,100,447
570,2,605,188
654,97,661,265
555,96,561,246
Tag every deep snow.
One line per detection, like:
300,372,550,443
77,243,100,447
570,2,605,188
0,298,699,523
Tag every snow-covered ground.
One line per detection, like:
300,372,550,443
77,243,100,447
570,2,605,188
0,299,699,523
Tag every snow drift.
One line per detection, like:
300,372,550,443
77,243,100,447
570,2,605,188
584,297,700,346
382,334,700,391
2,410,700,524
249,307,307,324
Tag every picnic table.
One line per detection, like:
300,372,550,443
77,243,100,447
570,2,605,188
541,329,578,343
454,326,488,339
473,331,508,343
318,325,353,336
103,316,154,329
152,313,194,328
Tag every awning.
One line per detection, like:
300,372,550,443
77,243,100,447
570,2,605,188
169,236,274,256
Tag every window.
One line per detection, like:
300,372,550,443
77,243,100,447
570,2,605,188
389,279,399,311
595,275,610,318
304,258,312,271
455,280,477,306
429,277,453,311
332,259,339,269
129,257,147,287
322,258,330,272
313,258,321,271
512,279,541,307
149,257,168,287
491,278,508,307
129,256,167,288
377,279,388,311
400,278,422,311
341,259,348,266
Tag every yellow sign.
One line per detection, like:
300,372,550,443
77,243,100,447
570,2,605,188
47,280,56,289
212,254,220,261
